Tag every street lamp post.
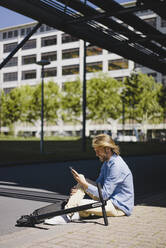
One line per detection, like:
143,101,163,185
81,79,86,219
82,40,91,152
122,96,125,136
82,40,87,152
131,68,140,135
36,59,50,153
121,84,126,140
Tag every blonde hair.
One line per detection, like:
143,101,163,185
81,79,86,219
92,133,120,155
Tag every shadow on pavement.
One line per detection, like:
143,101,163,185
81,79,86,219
0,160,101,196
135,191,166,208
0,155,166,208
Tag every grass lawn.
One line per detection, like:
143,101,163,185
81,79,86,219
0,136,166,165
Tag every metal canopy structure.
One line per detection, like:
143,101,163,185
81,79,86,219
0,0,166,74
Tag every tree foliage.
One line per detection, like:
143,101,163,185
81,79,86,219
0,90,8,126
87,74,122,123
1,73,165,132
1,82,61,126
158,84,166,121
29,81,61,124
61,79,82,123
2,87,23,125
19,85,35,123
123,73,163,124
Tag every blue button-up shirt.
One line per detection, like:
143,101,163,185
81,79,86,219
86,154,134,216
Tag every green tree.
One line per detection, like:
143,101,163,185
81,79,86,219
158,84,166,124
0,86,35,134
0,90,6,127
2,87,22,126
87,74,122,123
44,81,61,123
123,73,163,139
19,85,35,123
61,79,82,123
31,81,61,124
122,72,144,123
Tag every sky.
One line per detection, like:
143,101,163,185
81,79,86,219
0,0,133,29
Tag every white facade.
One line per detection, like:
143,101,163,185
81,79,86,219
1,2,166,92
0,24,133,93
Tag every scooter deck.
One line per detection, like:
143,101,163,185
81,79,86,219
32,201,67,216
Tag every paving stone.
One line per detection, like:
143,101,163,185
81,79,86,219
0,191,166,248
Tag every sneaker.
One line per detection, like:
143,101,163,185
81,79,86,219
71,212,80,221
44,214,70,225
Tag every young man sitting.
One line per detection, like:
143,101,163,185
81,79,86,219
45,133,134,225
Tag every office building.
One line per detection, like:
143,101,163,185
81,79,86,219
0,1,165,137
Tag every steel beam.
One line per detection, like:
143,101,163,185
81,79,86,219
0,22,41,70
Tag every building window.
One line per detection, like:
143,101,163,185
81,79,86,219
3,72,18,82
62,33,78,43
26,27,31,35
144,17,156,28
62,48,79,59
22,70,36,80
3,42,18,53
161,18,166,27
22,55,36,65
5,30,18,39
21,28,25,36
22,39,36,50
4,57,18,67
3,32,7,39
86,46,102,56
41,51,57,61
3,87,15,94
108,59,128,70
86,62,102,72
40,24,45,32
62,64,79,75
8,31,13,38
41,35,57,47
44,68,57,77
14,30,18,37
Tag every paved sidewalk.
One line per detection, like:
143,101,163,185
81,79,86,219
0,191,166,248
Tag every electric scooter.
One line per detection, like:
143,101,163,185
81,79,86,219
16,183,108,226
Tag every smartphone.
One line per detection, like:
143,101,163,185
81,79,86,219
69,166,78,174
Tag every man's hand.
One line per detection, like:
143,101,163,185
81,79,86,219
71,169,89,190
